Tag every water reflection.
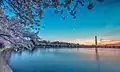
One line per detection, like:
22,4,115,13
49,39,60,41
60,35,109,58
8,48,120,72
6,48,120,63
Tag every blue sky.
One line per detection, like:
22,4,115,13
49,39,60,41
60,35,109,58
4,0,120,44
39,0,120,43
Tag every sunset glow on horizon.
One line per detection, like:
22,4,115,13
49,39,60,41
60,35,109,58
69,39,120,46
39,0,120,44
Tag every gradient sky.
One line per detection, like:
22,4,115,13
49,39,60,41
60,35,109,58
38,0,120,44
4,0,120,45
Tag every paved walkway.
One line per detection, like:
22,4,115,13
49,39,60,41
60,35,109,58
0,51,13,72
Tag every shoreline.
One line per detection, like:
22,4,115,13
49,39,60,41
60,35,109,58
0,49,13,72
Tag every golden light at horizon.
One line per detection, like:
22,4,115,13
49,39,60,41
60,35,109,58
69,40,94,45
69,39,120,45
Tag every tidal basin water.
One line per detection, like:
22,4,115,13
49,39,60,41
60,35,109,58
8,48,120,72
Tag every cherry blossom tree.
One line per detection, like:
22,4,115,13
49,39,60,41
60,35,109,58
0,0,103,31
0,0,103,48
0,13,40,48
